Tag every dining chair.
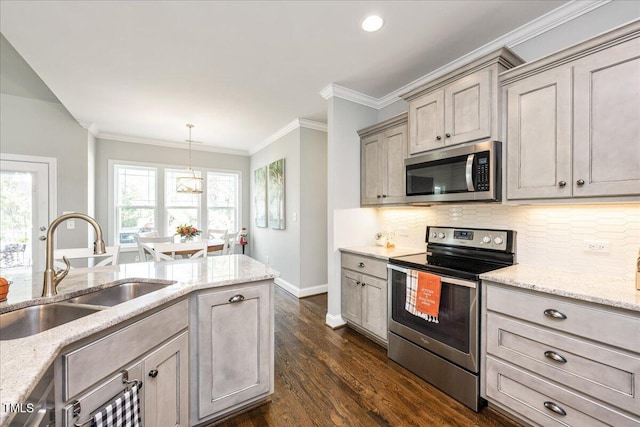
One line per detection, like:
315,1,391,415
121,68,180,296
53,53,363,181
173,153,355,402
222,231,240,255
207,228,228,240
54,246,121,269
135,235,174,261
153,240,208,261
138,231,159,238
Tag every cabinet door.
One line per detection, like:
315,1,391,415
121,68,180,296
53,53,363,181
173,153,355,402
408,90,445,155
341,269,362,325
361,133,383,205
573,37,640,197
382,123,408,203
445,69,491,145
361,275,387,341
505,67,572,200
143,332,189,427
197,285,271,419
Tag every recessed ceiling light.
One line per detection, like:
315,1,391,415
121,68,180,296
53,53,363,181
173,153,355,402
362,15,384,32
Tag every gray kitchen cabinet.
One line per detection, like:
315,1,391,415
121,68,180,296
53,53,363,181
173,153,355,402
402,48,523,156
358,113,408,206
58,300,189,427
502,20,640,201
340,252,388,345
193,282,273,424
481,282,640,426
142,332,189,427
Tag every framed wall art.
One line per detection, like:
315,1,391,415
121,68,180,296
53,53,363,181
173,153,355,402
268,158,285,230
253,166,267,228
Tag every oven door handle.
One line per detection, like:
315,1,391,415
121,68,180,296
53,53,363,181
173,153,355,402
387,264,477,289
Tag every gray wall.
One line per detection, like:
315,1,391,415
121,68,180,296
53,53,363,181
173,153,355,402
95,137,251,261
249,126,328,295
299,127,328,290
1,35,91,249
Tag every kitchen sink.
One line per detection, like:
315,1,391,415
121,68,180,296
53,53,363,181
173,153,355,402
65,282,171,306
0,303,102,341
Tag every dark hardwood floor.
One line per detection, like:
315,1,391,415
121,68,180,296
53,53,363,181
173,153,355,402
217,286,520,427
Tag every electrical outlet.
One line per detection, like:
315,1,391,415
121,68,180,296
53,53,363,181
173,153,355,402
67,220,75,230
584,240,611,253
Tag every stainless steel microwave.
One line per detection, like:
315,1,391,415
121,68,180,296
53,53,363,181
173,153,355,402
405,140,501,204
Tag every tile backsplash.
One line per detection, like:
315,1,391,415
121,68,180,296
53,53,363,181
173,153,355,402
378,203,640,279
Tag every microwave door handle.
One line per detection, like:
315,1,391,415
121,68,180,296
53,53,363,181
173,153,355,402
465,154,475,191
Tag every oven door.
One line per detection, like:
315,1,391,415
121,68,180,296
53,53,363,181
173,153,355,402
387,264,479,373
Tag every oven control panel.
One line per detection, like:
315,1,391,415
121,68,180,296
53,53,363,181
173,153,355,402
427,226,512,251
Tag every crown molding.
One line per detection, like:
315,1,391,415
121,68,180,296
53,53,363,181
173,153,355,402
320,0,610,110
249,118,328,155
97,132,250,156
78,121,99,136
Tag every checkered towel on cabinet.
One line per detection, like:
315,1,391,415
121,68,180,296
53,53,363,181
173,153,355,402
91,383,141,427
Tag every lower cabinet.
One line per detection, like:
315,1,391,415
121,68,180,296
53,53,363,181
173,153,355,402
192,281,274,425
482,282,640,426
58,300,189,427
341,252,388,345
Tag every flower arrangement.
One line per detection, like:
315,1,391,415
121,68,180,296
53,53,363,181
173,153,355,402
175,224,201,241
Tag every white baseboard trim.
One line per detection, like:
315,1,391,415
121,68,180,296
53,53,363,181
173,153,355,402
325,313,346,329
274,278,328,298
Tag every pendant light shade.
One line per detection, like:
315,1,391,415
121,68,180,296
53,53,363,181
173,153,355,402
176,123,204,194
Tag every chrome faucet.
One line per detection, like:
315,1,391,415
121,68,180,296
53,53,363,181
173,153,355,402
42,213,106,297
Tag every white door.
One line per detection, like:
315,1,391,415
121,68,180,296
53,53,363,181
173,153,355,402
0,156,55,275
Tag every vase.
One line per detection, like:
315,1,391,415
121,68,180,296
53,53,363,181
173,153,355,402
180,236,193,243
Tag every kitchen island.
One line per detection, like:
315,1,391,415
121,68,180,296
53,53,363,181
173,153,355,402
0,255,279,426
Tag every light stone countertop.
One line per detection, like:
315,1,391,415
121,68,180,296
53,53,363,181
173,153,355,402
339,246,424,261
0,255,279,426
480,264,640,313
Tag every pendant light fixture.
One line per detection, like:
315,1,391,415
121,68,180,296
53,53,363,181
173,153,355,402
176,123,204,194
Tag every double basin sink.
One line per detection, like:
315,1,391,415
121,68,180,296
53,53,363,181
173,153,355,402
0,282,171,341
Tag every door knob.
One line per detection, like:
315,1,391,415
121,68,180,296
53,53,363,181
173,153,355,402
148,369,158,378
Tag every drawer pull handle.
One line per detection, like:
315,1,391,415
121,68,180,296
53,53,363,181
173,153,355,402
148,369,159,378
544,351,567,363
543,309,567,320
229,294,245,303
544,401,567,416
358,262,365,268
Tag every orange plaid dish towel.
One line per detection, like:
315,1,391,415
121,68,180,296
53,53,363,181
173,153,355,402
405,270,442,323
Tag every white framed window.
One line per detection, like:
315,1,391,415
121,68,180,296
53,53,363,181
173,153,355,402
114,165,157,245
110,160,241,247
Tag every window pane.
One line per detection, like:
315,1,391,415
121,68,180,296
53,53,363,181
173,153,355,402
117,208,155,244
167,208,199,234
207,172,238,231
166,169,200,207
207,208,235,231
117,166,156,206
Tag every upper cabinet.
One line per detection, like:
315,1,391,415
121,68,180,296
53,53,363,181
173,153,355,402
402,48,523,155
502,21,640,201
359,113,408,206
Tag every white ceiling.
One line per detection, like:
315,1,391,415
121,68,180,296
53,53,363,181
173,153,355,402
0,0,568,154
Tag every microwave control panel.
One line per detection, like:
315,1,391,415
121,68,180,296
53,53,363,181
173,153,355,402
475,152,490,191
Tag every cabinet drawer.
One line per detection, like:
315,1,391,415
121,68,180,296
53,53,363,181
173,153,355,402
62,362,143,427
341,253,387,279
486,357,640,427
487,312,640,415
63,299,189,399
486,284,640,352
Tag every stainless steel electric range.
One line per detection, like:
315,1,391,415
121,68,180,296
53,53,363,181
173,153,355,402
387,226,516,411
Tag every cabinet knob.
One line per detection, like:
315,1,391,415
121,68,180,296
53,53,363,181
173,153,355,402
445,133,451,138
361,281,365,287
358,262,365,268
544,350,567,363
543,401,567,416
436,136,442,141
543,309,567,320
377,195,382,199
148,369,158,378
382,194,388,198
576,179,585,186
558,181,566,187
356,281,361,285
229,294,245,303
